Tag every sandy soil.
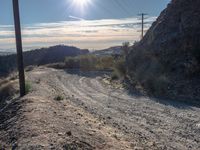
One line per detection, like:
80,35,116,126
0,67,200,150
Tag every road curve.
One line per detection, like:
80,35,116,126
30,68,200,150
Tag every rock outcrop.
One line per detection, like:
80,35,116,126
127,0,200,101
138,0,200,53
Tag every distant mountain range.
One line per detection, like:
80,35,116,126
92,46,122,56
0,45,89,75
0,44,123,76
0,51,14,56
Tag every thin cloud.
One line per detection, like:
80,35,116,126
0,17,156,51
68,15,85,21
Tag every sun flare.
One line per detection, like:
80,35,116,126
72,0,91,7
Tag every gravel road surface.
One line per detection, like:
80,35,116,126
28,67,200,150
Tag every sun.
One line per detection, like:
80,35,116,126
72,0,91,7
67,0,92,15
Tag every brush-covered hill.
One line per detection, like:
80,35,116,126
0,45,89,75
92,46,122,56
127,0,200,102
0,51,14,56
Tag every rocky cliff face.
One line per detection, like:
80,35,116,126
139,0,200,52
127,0,200,101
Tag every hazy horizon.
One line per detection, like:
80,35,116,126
0,0,170,51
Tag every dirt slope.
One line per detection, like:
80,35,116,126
0,67,200,149
0,68,131,150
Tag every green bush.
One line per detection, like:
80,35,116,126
54,95,64,101
122,42,130,56
25,81,32,94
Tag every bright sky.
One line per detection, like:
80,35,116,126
0,0,170,51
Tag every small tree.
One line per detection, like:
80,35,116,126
122,42,130,57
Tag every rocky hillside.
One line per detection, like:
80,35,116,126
0,45,89,76
139,0,200,54
127,0,200,101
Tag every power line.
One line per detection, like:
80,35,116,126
94,0,117,18
113,0,133,17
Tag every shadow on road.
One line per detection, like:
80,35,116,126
64,69,200,109
124,80,200,109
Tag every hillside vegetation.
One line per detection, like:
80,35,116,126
0,45,89,76
127,0,200,102
48,53,127,80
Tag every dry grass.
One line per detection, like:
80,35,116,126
0,81,17,100
47,54,127,80
65,55,128,80
64,55,115,71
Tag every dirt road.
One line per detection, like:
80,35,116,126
1,67,200,149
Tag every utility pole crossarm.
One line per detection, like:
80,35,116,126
12,0,26,97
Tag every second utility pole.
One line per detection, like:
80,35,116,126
138,13,148,39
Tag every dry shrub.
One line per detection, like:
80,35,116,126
112,58,126,80
144,75,170,95
25,81,32,94
97,56,115,70
127,48,171,96
0,78,9,86
0,81,17,100
64,55,127,79
78,55,99,70
46,63,66,69
65,55,115,71
25,66,35,72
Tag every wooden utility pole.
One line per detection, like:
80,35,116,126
12,0,26,97
138,13,148,39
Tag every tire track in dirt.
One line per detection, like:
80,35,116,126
31,68,200,150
